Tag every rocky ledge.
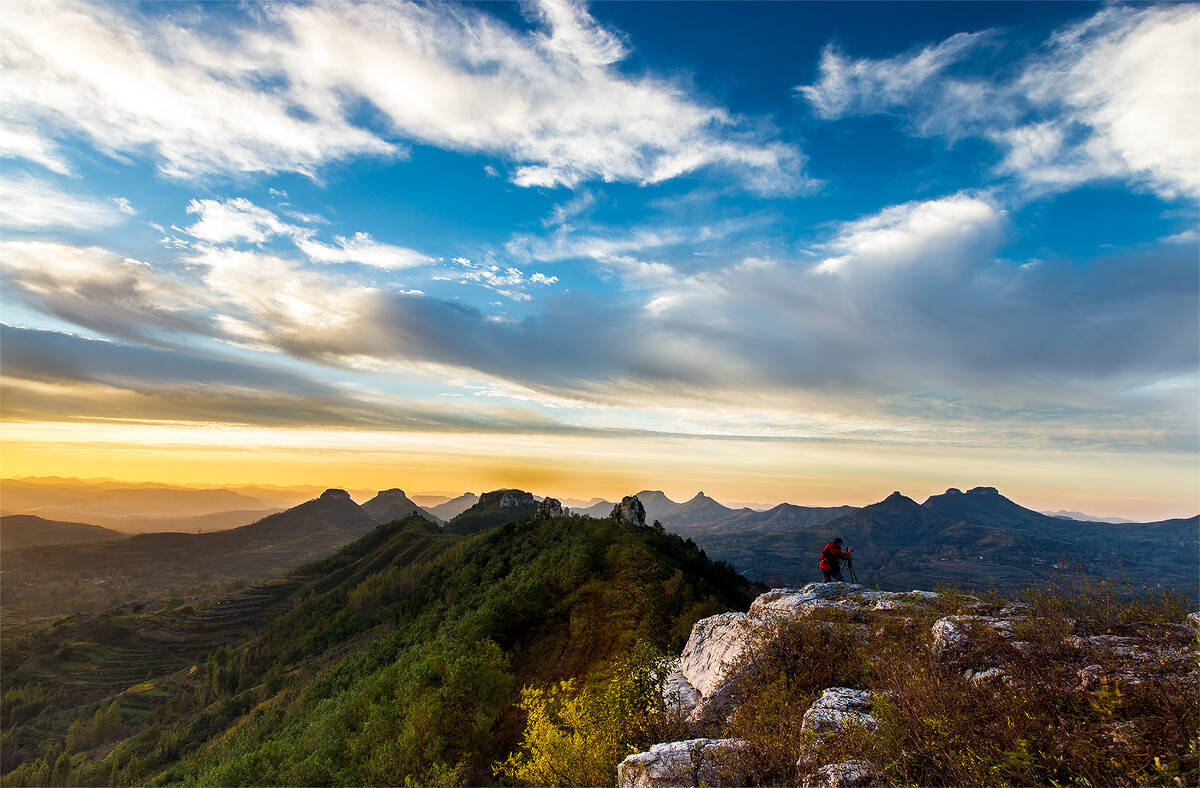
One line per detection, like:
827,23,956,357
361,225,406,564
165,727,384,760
618,582,1199,788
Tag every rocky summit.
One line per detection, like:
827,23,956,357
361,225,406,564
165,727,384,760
535,497,564,520
611,494,647,526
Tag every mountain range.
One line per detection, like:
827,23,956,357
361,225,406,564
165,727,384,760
695,486,1199,592
575,489,857,536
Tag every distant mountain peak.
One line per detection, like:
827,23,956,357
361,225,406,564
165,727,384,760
374,488,409,498
943,488,963,495
320,488,353,500
871,491,921,510
967,486,1000,496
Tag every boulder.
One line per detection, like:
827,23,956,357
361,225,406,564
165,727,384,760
534,497,564,520
930,615,1017,659
612,495,647,526
617,739,751,788
1187,611,1200,631
967,667,1012,687
799,759,883,788
800,687,878,738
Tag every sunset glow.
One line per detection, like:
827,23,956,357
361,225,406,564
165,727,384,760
2,0,1197,521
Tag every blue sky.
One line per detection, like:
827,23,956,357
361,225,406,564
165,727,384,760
1,0,1197,517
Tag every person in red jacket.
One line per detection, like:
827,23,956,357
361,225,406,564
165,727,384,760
819,537,853,582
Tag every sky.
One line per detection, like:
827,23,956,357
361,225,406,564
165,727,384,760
1,0,1197,519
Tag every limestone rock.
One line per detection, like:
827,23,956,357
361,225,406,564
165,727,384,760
968,667,1011,687
617,738,751,788
320,488,353,500
612,495,647,526
749,583,939,618
1187,611,1200,631
931,615,1017,659
800,759,883,788
534,497,564,520
800,687,878,737
674,612,774,723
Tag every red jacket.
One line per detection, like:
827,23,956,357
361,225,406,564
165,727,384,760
819,541,851,571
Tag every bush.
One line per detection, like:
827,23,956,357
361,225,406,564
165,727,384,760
496,641,684,786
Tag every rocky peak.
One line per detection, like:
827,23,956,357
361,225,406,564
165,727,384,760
611,495,647,526
535,497,564,520
374,488,407,498
874,491,920,509
967,486,1000,496
478,489,535,508
319,488,353,501
943,487,963,495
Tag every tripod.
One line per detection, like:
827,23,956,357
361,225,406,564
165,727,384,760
845,554,858,584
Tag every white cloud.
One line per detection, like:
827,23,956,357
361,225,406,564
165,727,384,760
0,0,397,180
184,197,431,270
435,257,560,301
0,173,126,230
798,32,988,120
2,0,807,193
112,197,136,216
797,5,1200,200
1006,5,1200,199
815,193,1006,275
188,246,380,349
1161,228,1198,245
295,232,432,270
0,120,71,174
184,198,300,245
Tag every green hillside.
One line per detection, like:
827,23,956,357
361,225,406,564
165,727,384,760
1,513,756,786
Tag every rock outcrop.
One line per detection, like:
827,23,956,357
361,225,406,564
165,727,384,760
799,760,883,788
800,687,878,738
617,738,751,788
612,495,647,526
478,489,536,509
534,497,564,520
930,615,1017,659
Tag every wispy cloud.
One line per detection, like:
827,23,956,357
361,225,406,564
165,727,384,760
296,233,432,270
0,240,208,342
3,0,808,193
185,198,301,245
796,5,1200,200
184,196,433,270
0,173,128,230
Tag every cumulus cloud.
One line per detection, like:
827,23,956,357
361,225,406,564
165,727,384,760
0,173,127,230
796,4,1200,200
3,0,807,192
815,193,1006,274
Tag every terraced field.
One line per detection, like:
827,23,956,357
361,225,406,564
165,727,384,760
1,580,297,771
